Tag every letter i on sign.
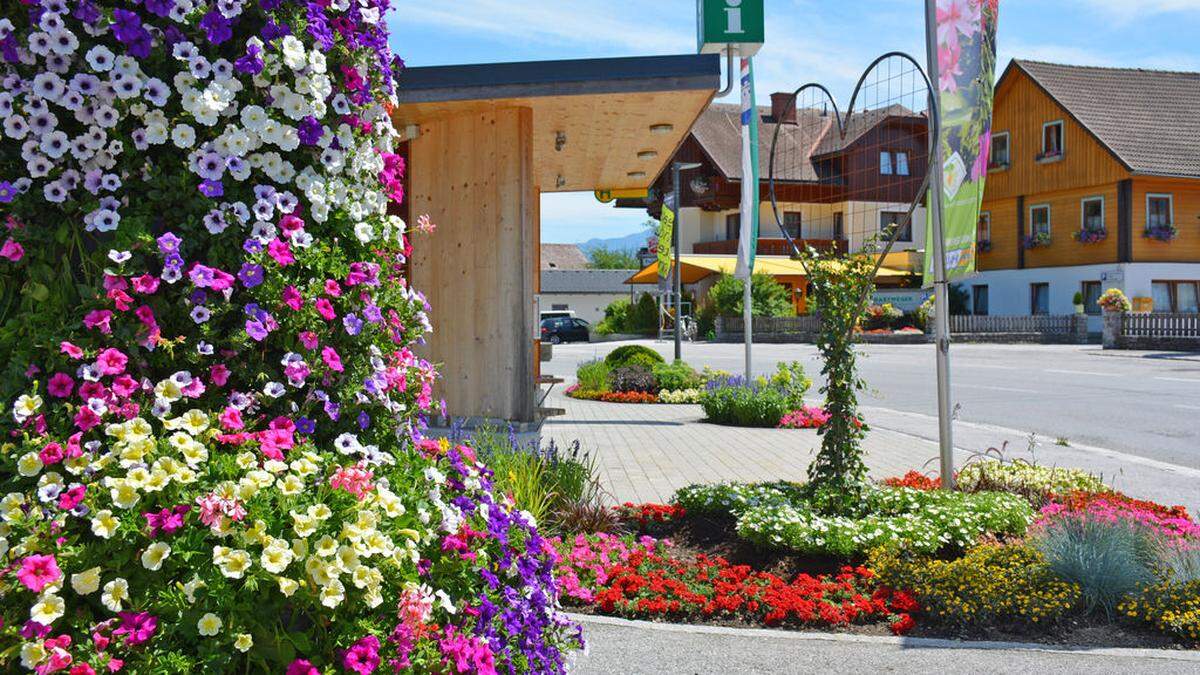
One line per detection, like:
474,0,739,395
725,0,744,34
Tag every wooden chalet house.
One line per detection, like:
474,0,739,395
629,95,930,260
972,60,1200,324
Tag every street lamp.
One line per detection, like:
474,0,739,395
670,161,703,361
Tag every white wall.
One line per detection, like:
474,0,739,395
539,292,629,324
966,262,1200,331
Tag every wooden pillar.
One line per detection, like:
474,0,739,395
410,107,537,424
1117,178,1133,263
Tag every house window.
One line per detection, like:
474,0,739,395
879,151,893,175
972,285,989,316
1081,197,1104,232
1041,121,1063,157
1147,194,1174,229
977,212,991,243
1030,204,1051,237
833,212,845,240
1081,281,1102,315
1152,281,1200,313
782,212,802,239
725,213,741,240
551,303,569,311
879,151,910,176
880,211,911,242
1030,283,1050,315
990,132,1010,167
894,152,910,176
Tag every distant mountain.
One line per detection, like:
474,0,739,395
577,228,655,253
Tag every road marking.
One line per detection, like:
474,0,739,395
1175,404,1200,411
1046,369,1117,378
956,383,1038,394
1155,376,1200,384
960,364,1019,370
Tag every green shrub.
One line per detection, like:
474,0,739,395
652,360,703,391
575,358,611,392
1155,542,1200,583
605,344,665,369
608,365,657,393
1120,579,1200,642
1033,512,1157,617
699,380,791,427
599,298,631,334
767,361,811,408
870,543,1081,628
708,272,794,317
627,292,659,332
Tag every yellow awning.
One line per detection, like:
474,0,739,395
625,255,914,285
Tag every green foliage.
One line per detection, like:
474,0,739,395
800,252,876,512
575,359,611,393
595,299,630,335
607,365,657,393
628,292,659,332
587,246,639,270
707,272,794,318
870,543,1081,629
699,382,791,427
767,361,812,408
651,360,703,391
605,344,665,369
672,482,804,517
1033,514,1157,617
957,458,1106,505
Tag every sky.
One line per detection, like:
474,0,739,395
388,0,1200,245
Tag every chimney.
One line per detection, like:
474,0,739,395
770,92,797,125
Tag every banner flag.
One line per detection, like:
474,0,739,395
657,201,675,279
923,0,1000,286
735,56,760,280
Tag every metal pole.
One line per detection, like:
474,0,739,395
671,163,683,362
743,267,752,379
924,0,956,490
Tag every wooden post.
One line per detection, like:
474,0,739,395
411,107,537,424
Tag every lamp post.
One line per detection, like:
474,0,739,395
671,161,703,361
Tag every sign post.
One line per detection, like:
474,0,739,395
697,0,764,55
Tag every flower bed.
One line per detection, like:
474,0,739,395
566,356,707,404
0,3,580,672
777,406,830,429
553,535,917,634
699,362,811,427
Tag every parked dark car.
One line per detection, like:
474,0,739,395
540,317,590,344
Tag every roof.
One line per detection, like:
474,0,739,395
396,54,720,104
540,244,589,270
541,269,637,294
625,255,913,284
690,103,924,183
1008,60,1200,178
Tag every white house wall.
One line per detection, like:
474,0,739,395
539,292,631,324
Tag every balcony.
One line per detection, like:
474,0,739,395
692,238,848,256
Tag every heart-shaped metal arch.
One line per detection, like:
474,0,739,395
766,50,939,281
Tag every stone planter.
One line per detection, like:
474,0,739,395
1102,310,1122,349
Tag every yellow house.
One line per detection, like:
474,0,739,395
972,60,1200,323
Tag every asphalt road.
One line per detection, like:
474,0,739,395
545,340,1200,470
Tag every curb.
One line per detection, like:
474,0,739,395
568,613,1200,662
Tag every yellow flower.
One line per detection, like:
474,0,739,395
110,480,141,509
141,542,171,571
102,578,129,612
17,452,43,477
319,579,345,608
234,633,254,652
217,549,251,579
30,592,65,625
91,510,120,539
277,577,299,597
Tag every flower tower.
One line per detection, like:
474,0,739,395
0,2,579,672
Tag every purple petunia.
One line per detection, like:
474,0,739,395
238,263,264,288
298,116,324,145
199,10,233,45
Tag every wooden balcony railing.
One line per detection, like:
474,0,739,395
692,238,847,256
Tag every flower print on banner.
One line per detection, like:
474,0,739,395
0,2,579,673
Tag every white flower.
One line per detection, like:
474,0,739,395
85,45,115,72
197,612,223,636
91,509,119,538
71,567,102,595
171,123,196,148
141,542,171,571
30,593,65,625
102,578,129,612
280,36,306,70
234,633,254,652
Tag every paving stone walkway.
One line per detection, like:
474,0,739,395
540,388,1200,512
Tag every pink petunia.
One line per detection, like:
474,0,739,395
39,441,65,465
1,238,24,261
324,279,342,297
60,341,84,359
48,372,75,398
315,298,336,321
267,238,294,266
17,554,62,593
131,274,160,294
299,331,319,350
282,286,303,311
210,364,231,387
219,406,244,431
95,348,128,376
83,310,114,334
322,346,344,372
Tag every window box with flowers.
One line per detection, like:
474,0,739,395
1073,227,1107,244
1022,232,1052,249
1144,224,1178,242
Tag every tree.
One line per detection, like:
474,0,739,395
587,246,639,269
707,272,794,317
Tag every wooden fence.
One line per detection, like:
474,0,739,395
1121,312,1200,339
720,315,822,334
